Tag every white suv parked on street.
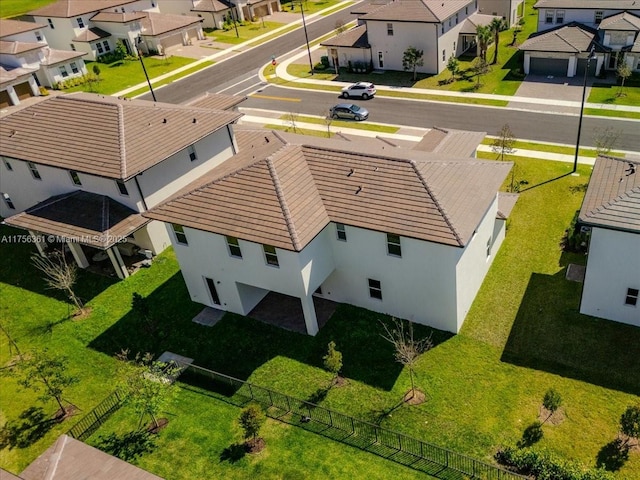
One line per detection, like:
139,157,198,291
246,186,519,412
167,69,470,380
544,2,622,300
341,82,376,99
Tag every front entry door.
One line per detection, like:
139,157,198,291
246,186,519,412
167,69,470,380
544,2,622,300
378,51,384,68
205,277,221,305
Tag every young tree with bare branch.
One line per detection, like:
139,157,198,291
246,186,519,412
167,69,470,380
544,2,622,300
31,251,84,314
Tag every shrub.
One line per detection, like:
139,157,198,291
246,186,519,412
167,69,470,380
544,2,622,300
313,62,326,71
543,389,562,415
38,86,49,96
563,211,589,253
320,55,330,67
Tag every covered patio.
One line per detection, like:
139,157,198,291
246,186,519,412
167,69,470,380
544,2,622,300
3,190,150,280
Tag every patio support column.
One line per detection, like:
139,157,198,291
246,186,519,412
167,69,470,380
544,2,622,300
67,242,89,269
567,55,577,77
300,294,319,336
107,246,129,279
28,230,47,257
523,53,530,75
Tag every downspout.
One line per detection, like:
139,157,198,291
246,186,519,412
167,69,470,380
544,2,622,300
436,23,440,74
134,175,149,211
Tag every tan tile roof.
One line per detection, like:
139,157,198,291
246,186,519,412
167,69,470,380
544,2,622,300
0,19,47,38
361,0,471,23
534,0,640,9
351,1,393,15
140,12,203,36
40,47,86,65
19,435,163,480
320,25,370,48
599,11,640,30
579,155,640,232
0,93,242,180
91,11,147,23
413,127,485,157
187,92,247,110
4,191,149,249
519,23,599,53
29,0,136,18
146,132,511,249
0,66,37,85
73,27,111,42
497,192,520,219
459,13,499,34
192,0,234,12
0,40,43,55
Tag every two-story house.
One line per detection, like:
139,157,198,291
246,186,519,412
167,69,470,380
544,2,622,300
158,0,281,28
520,1,640,76
144,130,515,335
0,92,242,279
578,155,639,327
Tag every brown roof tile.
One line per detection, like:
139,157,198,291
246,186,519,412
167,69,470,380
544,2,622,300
599,11,640,30
413,127,485,157
320,25,369,48
91,11,147,23
140,12,203,36
0,19,47,38
534,0,640,9
497,192,519,219
579,155,640,232
187,92,247,110
40,47,87,65
361,0,471,23
3,191,149,248
145,133,512,250
192,0,234,12
0,66,37,85
73,27,111,42
0,40,43,55
0,93,241,180
520,23,600,53
29,0,135,18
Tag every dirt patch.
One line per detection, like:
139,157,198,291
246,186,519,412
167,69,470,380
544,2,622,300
332,375,348,388
618,435,640,453
72,307,93,321
403,389,426,405
147,418,169,434
53,404,78,422
538,405,565,426
245,437,266,454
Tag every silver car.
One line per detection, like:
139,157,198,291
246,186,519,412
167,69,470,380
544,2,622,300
329,103,369,121
341,82,376,99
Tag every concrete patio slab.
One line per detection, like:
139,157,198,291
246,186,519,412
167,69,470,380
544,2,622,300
192,306,225,327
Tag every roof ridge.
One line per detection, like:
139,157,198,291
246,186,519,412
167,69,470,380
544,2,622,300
118,103,126,178
409,160,463,246
554,30,581,52
266,146,301,250
24,190,79,214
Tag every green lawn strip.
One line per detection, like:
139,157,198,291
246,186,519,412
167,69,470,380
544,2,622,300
278,114,399,133
584,108,640,120
265,124,335,137
319,1,355,16
124,61,215,98
60,57,196,95
204,21,285,45
1,0,55,18
83,387,435,480
281,0,344,15
587,82,640,107
479,138,626,158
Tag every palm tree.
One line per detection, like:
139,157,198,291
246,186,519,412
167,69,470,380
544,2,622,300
489,18,504,65
476,25,492,62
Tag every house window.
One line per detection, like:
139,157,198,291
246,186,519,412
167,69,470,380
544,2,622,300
47,18,54,29
545,10,554,24
625,288,639,306
387,23,393,36
387,233,401,257
76,17,84,28
69,170,82,185
103,41,111,52
336,223,347,241
442,49,446,61
28,162,41,180
2,193,15,210
486,236,492,257
96,42,104,54
172,224,188,245
556,10,564,24
35,31,43,41
441,24,445,34
70,43,76,51
263,244,279,267
3,158,13,171
594,11,604,24
59,65,68,78
226,236,242,258
453,41,456,51
465,6,468,14
115,179,128,196
70,62,79,74
449,18,452,27
455,13,459,24
188,145,197,161
368,278,382,300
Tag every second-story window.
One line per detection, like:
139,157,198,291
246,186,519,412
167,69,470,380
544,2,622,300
263,245,279,267
172,224,188,245
35,31,43,41
545,10,554,24
76,17,84,28
115,179,129,196
2,193,16,210
70,43,76,51
3,158,13,171
47,18,54,29
336,223,347,241
188,145,197,161
226,236,242,258
96,42,104,54
595,11,604,24
28,162,41,180
69,170,82,186
387,233,401,257
387,23,393,36
556,10,564,24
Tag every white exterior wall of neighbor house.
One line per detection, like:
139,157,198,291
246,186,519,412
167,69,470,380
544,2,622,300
136,128,236,209
1,28,48,44
325,47,372,70
478,0,523,26
156,0,226,29
0,49,41,70
455,196,502,331
580,227,640,327
91,20,142,53
38,60,89,86
536,7,640,31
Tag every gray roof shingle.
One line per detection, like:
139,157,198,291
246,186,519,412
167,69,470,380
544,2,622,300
0,19,47,38
599,11,640,30
320,25,370,48
361,0,472,23
519,22,602,52
534,0,640,9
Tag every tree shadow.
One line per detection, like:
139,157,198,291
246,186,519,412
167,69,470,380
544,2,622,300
0,407,57,450
502,271,640,396
517,421,543,448
596,438,629,472
519,172,572,192
369,399,406,425
94,430,157,461
307,387,329,405
219,443,246,463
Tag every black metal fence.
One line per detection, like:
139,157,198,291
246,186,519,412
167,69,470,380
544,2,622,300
183,364,525,480
67,390,123,441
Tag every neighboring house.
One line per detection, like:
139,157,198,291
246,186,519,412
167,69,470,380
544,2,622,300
578,155,639,328
524,0,640,75
0,18,87,104
333,0,500,74
159,0,281,26
144,129,515,335
478,0,524,26
0,92,242,279
28,0,205,60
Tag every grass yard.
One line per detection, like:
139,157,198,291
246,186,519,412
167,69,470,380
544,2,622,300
588,77,640,107
280,0,345,15
59,57,196,95
479,138,626,158
0,0,55,18
204,21,285,45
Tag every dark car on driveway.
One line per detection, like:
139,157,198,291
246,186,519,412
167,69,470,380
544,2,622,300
329,103,369,121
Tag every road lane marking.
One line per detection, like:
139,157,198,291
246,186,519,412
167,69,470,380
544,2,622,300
250,94,301,102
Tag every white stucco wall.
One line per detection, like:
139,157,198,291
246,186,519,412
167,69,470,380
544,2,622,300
580,227,640,327
536,8,640,32
478,0,523,25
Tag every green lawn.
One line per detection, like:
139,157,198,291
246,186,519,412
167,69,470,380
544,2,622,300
588,78,640,107
204,21,285,45
0,0,55,18
280,0,345,15
479,138,626,158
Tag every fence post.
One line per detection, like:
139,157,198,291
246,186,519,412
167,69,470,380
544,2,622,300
374,426,378,444
328,409,333,427
268,389,273,406
285,395,291,413
247,383,254,400
397,433,402,451
445,450,449,467
350,416,355,434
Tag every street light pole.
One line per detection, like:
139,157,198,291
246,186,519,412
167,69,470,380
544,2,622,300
136,37,157,102
573,46,595,173
299,1,313,75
